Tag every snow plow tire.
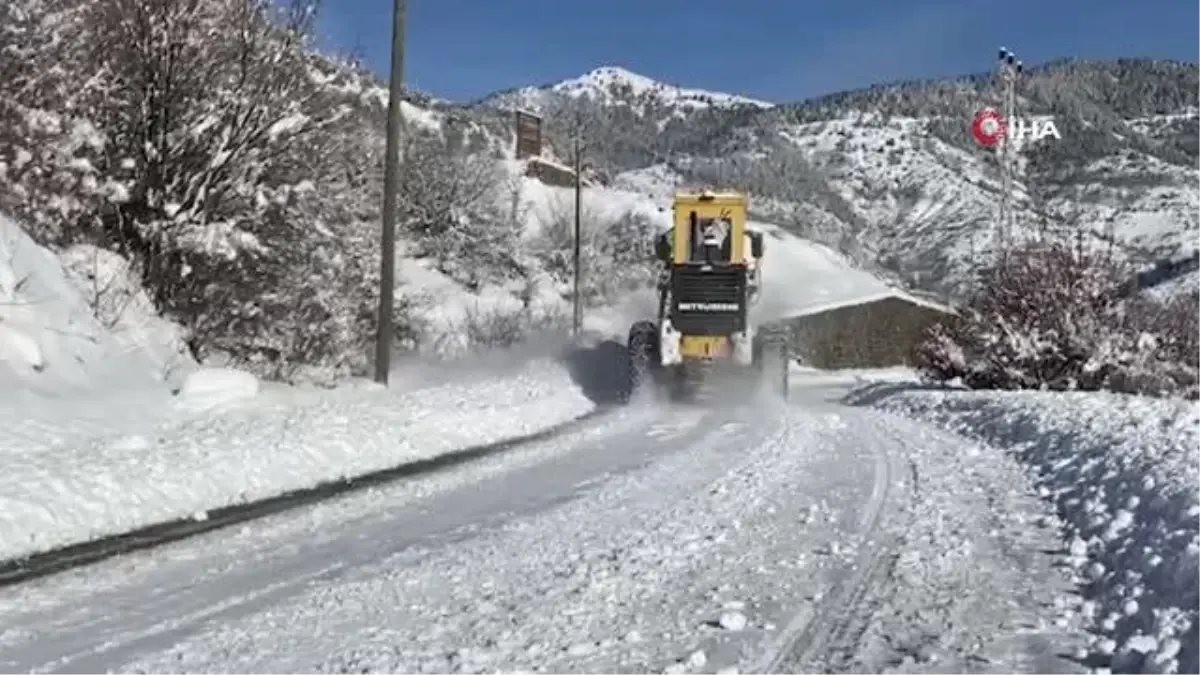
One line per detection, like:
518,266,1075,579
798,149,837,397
626,321,659,402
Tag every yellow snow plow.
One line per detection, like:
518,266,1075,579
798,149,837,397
625,189,790,402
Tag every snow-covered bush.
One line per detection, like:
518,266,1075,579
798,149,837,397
459,302,569,350
399,129,522,289
530,198,658,307
916,241,1199,398
1,0,366,375
0,0,111,237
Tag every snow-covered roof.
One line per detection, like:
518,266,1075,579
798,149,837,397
752,222,956,322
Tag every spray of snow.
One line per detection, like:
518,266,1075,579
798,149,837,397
750,222,950,324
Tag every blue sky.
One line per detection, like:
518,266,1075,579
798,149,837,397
317,0,1198,103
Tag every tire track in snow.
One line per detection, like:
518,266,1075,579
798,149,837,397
750,410,902,674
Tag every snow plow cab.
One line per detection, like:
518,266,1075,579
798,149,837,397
625,189,790,402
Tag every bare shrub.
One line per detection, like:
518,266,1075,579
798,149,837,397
457,302,569,351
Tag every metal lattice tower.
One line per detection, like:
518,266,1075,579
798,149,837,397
995,47,1023,264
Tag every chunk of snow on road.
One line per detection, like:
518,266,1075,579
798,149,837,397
866,386,1199,674
0,358,594,561
267,112,308,140
175,367,261,413
717,610,748,631
0,321,43,371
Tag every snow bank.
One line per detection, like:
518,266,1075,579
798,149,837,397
0,358,594,561
57,244,194,384
0,213,193,399
866,387,1199,674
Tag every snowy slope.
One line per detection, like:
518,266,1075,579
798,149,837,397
0,211,606,562
772,109,1195,297
769,114,1200,296
0,212,194,399
390,159,672,353
478,62,1197,300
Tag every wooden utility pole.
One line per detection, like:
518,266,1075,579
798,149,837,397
374,0,406,385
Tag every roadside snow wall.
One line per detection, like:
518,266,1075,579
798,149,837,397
0,212,193,400
869,387,1199,674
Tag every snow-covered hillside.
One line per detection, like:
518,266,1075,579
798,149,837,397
0,212,193,399
479,61,1199,300
745,115,1195,297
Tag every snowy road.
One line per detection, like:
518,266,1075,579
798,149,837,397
0,377,1088,674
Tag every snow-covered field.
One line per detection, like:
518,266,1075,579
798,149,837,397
843,372,1200,675
0,358,594,562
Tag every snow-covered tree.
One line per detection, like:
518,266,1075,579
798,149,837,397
0,0,414,379
398,128,520,289
0,0,111,240
530,197,657,307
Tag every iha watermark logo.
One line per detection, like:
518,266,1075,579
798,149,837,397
971,107,1062,147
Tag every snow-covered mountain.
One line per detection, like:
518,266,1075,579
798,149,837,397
475,60,1199,299
481,65,773,117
